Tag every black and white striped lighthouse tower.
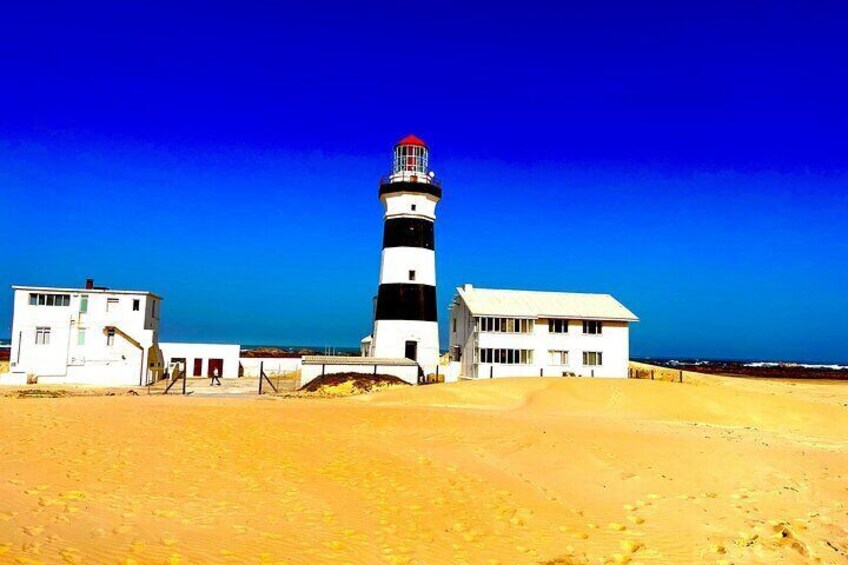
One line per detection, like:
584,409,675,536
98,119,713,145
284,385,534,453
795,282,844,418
370,135,441,374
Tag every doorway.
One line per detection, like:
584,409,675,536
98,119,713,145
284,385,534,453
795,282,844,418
404,341,418,361
208,358,224,378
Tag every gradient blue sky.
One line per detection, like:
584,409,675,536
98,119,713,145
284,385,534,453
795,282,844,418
2,1,847,362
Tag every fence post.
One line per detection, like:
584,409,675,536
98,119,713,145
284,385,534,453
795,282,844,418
679,370,683,383
651,370,655,380
591,369,595,378
436,365,439,382
259,361,264,395
181,370,186,395
490,366,493,379
321,364,325,376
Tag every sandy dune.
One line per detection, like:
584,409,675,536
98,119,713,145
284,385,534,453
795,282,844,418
1,372,847,564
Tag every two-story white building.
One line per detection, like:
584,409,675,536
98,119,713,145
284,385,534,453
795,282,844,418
449,285,638,380
6,280,164,386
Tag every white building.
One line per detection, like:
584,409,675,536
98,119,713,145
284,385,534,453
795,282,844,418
6,280,164,386
449,285,638,380
159,342,240,380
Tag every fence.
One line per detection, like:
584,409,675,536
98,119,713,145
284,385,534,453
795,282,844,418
629,365,685,383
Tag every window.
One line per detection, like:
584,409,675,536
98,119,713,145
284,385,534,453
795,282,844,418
133,299,140,311
77,329,86,346
549,350,569,365
28,293,70,307
411,204,417,211
106,329,116,346
548,319,569,334
477,317,535,334
193,359,203,377
107,298,119,312
583,320,603,335
452,318,457,332
583,352,603,366
409,270,416,281
479,348,534,364
35,327,51,345
450,345,462,362
80,295,88,313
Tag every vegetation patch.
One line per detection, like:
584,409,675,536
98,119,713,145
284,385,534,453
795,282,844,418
299,372,410,396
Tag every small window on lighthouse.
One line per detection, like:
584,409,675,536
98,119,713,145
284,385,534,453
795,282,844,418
411,204,417,211
409,270,416,281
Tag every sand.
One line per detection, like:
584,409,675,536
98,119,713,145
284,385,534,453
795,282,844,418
1,369,846,564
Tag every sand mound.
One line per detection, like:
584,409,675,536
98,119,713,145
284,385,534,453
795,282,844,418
300,372,411,396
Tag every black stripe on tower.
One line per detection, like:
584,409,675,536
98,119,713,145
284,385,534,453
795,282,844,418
375,283,437,322
379,181,442,199
383,218,435,250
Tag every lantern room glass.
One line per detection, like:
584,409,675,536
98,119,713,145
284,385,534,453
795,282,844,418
393,144,429,175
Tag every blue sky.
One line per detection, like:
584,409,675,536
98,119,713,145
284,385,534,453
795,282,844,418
1,1,847,361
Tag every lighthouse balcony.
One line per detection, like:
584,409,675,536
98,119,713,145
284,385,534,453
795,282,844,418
379,178,442,199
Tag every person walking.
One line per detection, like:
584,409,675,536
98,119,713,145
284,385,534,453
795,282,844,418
211,367,222,386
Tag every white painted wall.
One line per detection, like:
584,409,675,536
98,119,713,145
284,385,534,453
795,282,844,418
239,356,302,377
8,287,162,386
300,362,419,388
448,299,632,379
159,342,240,379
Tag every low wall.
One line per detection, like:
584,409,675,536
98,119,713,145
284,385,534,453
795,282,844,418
240,357,301,377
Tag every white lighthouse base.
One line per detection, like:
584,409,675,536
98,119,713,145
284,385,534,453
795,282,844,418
372,320,440,376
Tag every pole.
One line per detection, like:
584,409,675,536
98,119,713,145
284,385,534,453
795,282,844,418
679,370,683,383
591,369,595,378
651,370,655,381
436,364,439,382
181,370,186,395
259,361,264,395
490,366,493,379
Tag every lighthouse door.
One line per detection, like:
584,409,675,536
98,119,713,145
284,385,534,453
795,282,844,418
404,341,418,362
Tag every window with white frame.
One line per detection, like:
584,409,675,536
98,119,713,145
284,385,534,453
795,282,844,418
80,295,89,313
549,350,569,365
106,298,119,312
583,320,603,335
583,351,603,366
29,293,70,307
479,348,534,364
77,329,86,346
106,329,116,346
35,327,51,345
477,317,535,334
548,319,569,333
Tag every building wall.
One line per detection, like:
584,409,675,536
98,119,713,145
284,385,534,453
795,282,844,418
9,288,160,386
239,357,302,377
300,363,419,388
159,342,240,379
448,300,631,379
371,319,440,375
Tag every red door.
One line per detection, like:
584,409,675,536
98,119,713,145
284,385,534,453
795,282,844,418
208,359,224,378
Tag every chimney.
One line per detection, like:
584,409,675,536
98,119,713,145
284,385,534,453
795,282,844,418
85,278,94,290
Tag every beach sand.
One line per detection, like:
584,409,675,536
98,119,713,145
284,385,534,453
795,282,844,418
1,369,846,564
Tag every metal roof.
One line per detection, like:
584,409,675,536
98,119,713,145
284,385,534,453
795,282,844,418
302,356,417,366
456,285,638,322
12,285,162,300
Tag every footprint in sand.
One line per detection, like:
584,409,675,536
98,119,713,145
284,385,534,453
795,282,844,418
23,526,44,537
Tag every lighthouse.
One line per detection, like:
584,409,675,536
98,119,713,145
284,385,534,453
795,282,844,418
369,135,441,375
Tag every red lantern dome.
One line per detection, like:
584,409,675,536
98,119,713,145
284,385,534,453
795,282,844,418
396,134,427,148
